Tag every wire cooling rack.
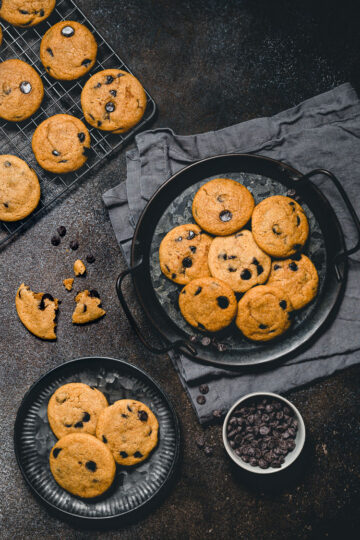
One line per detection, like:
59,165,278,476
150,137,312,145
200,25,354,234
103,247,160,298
0,0,156,247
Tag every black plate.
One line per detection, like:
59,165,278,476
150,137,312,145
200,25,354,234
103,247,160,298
117,154,360,367
14,357,180,526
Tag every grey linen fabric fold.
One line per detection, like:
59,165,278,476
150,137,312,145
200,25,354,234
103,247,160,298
103,83,360,423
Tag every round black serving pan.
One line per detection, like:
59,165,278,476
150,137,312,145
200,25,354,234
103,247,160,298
116,154,360,367
14,357,180,527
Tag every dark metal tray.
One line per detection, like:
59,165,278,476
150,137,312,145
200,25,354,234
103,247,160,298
14,356,180,526
0,0,156,248
116,154,360,368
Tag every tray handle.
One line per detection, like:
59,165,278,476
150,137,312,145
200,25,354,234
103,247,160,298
295,168,360,275
116,260,197,356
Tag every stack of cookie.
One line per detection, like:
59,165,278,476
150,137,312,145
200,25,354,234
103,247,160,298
0,1,146,223
159,178,319,342
47,382,159,498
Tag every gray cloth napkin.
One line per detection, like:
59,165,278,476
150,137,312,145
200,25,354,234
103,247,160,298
103,83,360,423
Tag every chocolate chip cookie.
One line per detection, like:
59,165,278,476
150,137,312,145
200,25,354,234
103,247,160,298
0,0,55,27
16,283,59,340
81,69,146,132
252,195,309,258
236,285,293,342
96,399,159,466
47,382,108,439
50,433,116,498
159,223,212,285
72,289,106,324
179,277,237,332
0,59,44,121
268,254,319,310
40,21,97,80
192,178,254,236
0,154,40,221
208,230,271,293
32,114,91,173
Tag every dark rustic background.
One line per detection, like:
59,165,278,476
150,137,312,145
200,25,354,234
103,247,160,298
0,1,359,538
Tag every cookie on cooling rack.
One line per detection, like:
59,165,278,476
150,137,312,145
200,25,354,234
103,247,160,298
0,59,44,121
179,277,237,332
0,0,55,27
236,285,293,342
208,229,271,293
47,382,108,439
0,154,40,221
267,254,319,310
251,195,309,258
159,223,212,285
16,283,59,340
81,69,146,133
96,399,159,466
192,178,254,236
32,114,91,173
40,20,97,80
50,433,116,498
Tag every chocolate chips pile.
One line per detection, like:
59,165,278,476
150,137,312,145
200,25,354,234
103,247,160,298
226,396,298,469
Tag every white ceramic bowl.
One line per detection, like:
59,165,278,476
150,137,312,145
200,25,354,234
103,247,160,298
222,392,306,474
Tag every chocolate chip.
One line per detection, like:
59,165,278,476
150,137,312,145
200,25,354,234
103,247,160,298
74,421,83,428
121,414,128,418
296,215,301,226
201,335,210,345
219,253,227,260
3,202,8,208
20,81,32,94
279,300,287,309
273,264,281,270
259,323,267,330
138,410,148,422
217,296,229,309
289,262,298,271
51,235,60,246
217,195,224,202
134,451,143,458
106,75,114,84
256,265,264,275
127,404,133,412
241,269,251,280
46,47,54,56
182,257,192,268
212,409,222,418
39,9,44,16
52,150,60,156
89,289,100,298
85,461,97,472
82,59,91,66
4,161,11,167
57,225,66,237
172,273,176,279
199,384,209,394
78,132,85,143
61,26,75,37
102,435,107,443
235,232,243,238
94,83,101,89
82,412,90,422
105,101,115,113
38,293,54,311
228,266,236,272
19,9,29,14
175,236,182,243
272,225,281,235
64,423,72,427
109,89,117,97
97,121,102,127
189,246,197,253
70,240,79,250
194,287,202,296
187,230,196,240
53,448,62,458
197,395,206,405
86,254,95,263
287,189,296,197
120,451,128,458
219,210,232,222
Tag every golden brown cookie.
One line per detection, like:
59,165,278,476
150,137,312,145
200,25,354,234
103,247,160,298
0,0,55,27
96,399,159,466
81,69,146,133
208,230,271,293
15,283,59,340
159,223,212,285
72,289,106,324
73,259,86,276
47,382,108,439
251,195,309,258
0,59,44,121
267,254,319,310
32,114,91,173
179,277,237,332
0,154,40,221
63,278,74,291
40,21,97,80
49,433,116,498
192,178,254,236
236,285,293,342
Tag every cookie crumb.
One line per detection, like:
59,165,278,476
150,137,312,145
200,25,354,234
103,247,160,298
63,278,74,291
74,259,86,276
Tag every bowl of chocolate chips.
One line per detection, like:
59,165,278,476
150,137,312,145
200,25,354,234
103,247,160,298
223,392,305,474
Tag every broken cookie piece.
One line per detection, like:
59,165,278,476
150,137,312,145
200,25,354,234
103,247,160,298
63,278,74,291
72,289,106,324
74,259,86,276
15,283,59,340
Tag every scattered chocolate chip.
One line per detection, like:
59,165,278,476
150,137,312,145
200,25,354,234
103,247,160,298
20,81,32,94
53,448,62,458
197,395,206,405
134,451,143,458
51,235,60,246
102,435,107,443
182,257,192,268
194,287,202,296
61,26,75,37
105,75,114,84
82,412,90,422
57,225,66,237
82,59,91,66
70,240,79,250
78,132,85,143
46,47,54,56
289,262,298,271
279,300,287,310
286,189,296,197
105,101,115,113
217,296,229,309
187,230,196,240
120,451,128,458
219,210,232,222
201,336,210,346
138,410,148,422
199,384,209,394
195,435,205,449
212,409,222,419
241,269,251,280
86,254,95,263
85,460,97,472
74,421,83,428
256,265,264,275
204,446,213,456
217,342,227,352
189,246,197,253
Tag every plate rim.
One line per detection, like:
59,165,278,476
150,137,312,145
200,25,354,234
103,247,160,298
13,355,181,523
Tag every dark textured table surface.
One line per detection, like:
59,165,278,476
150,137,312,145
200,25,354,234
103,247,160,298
1,1,359,538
